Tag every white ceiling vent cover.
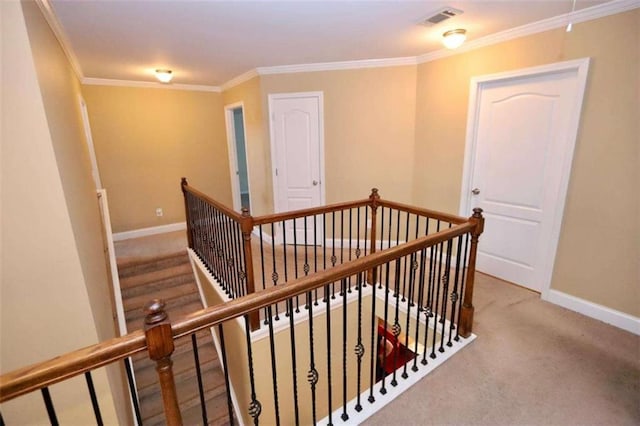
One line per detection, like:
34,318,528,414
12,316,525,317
421,7,464,26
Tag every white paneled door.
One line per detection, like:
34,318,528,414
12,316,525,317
461,60,589,293
269,92,324,245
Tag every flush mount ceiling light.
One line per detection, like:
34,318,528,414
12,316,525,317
155,69,173,83
442,29,467,49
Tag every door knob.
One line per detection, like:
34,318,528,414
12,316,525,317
471,188,480,195
312,180,319,186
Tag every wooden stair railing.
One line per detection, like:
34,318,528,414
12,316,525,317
181,179,483,330
1,191,483,425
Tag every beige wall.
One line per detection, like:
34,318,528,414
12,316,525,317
82,85,232,232
260,66,418,206
196,260,374,425
1,1,119,423
222,77,272,216
413,10,639,316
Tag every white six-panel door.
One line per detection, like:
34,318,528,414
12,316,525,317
460,59,589,293
269,92,325,245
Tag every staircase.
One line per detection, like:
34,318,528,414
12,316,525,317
118,251,234,425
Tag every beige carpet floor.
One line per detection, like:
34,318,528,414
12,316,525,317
115,231,640,425
364,273,640,426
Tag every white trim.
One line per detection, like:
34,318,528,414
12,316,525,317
250,283,371,341
219,0,638,85
221,69,259,91
36,0,637,90
324,238,405,251
268,92,326,241
252,227,273,245
97,190,140,425
224,102,253,212
416,0,640,64
112,222,186,241
35,0,84,80
81,77,221,93
256,56,417,76
543,290,640,336
319,331,476,425
459,58,590,296
97,191,127,334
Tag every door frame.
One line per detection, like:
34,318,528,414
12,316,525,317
268,91,326,214
224,101,252,212
458,58,590,297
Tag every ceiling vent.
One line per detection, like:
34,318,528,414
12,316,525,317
420,7,464,26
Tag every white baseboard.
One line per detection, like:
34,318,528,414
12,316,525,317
113,222,186,241
543,289,640,335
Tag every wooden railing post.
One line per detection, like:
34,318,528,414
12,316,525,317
367,188,380,284
459,208,484,338
181,177,193,248
241,207,260,330
144,299,182,426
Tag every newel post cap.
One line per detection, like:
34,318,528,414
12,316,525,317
369,188,380,205
144,299,168,326
472,207,483,218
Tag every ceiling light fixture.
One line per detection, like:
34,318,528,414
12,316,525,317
442,29,466,49
155,69,173,83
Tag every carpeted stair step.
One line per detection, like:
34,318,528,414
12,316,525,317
137,346,221,402
133,333,218,392
179,389,236,426
117,247,234,425
117,251,190,279
123,279,200,314
121,271,196,300
126,300,204,332
141,360,228,425
120,262,194,291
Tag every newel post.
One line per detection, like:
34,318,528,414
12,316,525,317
144,299,182,426
181,177,193,248
367,188,381,285
241,208,260,330
459,208,485,338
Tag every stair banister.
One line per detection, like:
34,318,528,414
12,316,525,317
180,177,194,248
459,207,485,338
240,207,260,330
367,188,380,284
143,300,182,426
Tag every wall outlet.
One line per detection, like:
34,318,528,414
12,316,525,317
156,208,163,217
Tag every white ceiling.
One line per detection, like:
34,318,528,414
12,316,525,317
49,0,610,87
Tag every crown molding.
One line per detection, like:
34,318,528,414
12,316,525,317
82,78,222,93
220,69,260,91
36,0,638,91
36,0,84,80
417,0,640,64
256,56,418,76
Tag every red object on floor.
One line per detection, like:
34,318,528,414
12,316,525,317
378,324,416,374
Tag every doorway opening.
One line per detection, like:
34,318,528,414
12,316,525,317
224,103,251,212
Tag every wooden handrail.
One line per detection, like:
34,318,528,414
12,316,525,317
378,199,468,224
0,219,476,404
0,330,146,403
181,179,244,222
252,199,370,225
172,220,475,338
